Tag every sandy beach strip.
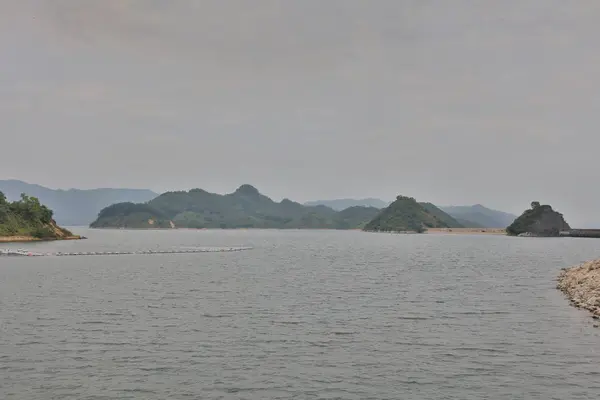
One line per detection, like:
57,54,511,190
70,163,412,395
426,228,506,235
0,235,82,243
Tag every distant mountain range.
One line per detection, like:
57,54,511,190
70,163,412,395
0,180,158,226
439,204,517,228
419,202,464,228
1,180,518,229
91,184,381,230
304,198,390,211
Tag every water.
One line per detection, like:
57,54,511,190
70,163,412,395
1,229,599,399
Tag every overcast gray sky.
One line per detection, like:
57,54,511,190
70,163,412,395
2,0,600,226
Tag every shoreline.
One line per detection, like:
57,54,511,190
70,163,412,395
557,259,600,322
89,226,508,235
0,235,84,243
426,228,506,235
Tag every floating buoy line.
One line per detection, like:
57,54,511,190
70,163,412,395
0,247,253,257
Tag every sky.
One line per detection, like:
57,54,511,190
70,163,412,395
2,0,600,226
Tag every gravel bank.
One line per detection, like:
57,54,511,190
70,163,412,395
557,259,600,321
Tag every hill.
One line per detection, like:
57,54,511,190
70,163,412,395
363,195,458,233
439,204,517,228
90,184,380,230
506,201,571,237
0,191,77,241
0,180,158,226
304,198,390,211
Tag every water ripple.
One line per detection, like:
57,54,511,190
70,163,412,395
1,229,600,399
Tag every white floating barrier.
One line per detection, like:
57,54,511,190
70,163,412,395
0,246,252,257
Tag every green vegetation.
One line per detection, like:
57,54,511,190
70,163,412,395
363,195,458,233
90,202,172,229
90,185,381,230
506,201,571,237
0,191,73,239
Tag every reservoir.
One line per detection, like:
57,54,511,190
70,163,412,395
1,228,599,399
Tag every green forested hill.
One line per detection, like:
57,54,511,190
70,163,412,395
90,185,380,230
363,196,458,233
0,191,74,239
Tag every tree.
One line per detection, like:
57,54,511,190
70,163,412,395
531,201,540,209
10,193,53,223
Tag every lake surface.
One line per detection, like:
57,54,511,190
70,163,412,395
1,229,600,399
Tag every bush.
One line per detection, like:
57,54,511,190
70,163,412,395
31,226,56,239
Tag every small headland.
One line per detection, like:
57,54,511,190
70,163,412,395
0,191,83,242
506,201,570,237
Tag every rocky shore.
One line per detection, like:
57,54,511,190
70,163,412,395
557,259,600,323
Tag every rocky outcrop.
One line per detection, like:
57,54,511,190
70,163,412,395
506,202,570,237
557,259,600,323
